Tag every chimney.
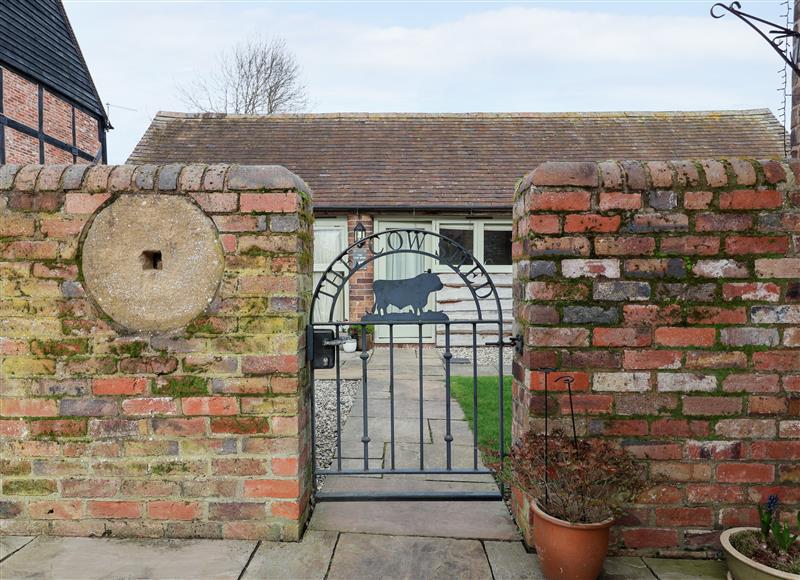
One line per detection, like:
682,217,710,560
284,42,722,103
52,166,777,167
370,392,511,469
792,0,800,157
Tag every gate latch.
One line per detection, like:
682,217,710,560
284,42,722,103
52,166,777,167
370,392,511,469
485,334,523,355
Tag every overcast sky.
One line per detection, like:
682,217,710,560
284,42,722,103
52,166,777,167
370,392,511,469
64,0,789,164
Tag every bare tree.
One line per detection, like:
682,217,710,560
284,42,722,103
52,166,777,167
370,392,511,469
180,37,307,115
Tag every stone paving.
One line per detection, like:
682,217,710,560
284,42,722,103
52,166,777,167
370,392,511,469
311,347,518,540
0,533,728,579
1,349,728,579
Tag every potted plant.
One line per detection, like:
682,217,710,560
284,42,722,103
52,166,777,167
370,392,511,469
348,324,374,351
490,428,646,580
721,495,799,579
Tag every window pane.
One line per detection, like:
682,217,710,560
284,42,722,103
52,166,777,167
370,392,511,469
314,228,344,269
439,227,474,266
484,229,512,266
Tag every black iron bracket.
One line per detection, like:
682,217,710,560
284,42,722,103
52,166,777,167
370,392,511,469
711,2,800,76
485,334,523,355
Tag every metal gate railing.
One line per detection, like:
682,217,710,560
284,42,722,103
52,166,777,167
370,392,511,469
307,229,518,502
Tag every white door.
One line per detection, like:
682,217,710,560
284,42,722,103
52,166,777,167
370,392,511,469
374,220,435,343
313,220,348,324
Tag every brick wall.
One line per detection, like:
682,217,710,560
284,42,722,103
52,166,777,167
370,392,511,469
511,159,799,557
0,163,314,541
346,213,375,320
1,66,103,164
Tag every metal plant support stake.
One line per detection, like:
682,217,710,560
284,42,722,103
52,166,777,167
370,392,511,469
711,2,800,76
540,370,581,508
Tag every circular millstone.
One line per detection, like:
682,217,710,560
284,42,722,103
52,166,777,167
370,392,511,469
81,194,224,333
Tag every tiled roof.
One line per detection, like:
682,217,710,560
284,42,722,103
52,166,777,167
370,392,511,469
128,110,786,210
0,0,108,123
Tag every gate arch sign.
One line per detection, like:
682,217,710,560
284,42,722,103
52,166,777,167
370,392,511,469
309,228,502,324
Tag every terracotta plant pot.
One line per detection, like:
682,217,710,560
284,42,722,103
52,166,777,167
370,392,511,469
532,501,613,580
721,527,797,580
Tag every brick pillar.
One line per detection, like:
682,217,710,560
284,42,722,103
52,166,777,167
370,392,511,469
512,159,800,556
0,163,314,541
347,213,374,321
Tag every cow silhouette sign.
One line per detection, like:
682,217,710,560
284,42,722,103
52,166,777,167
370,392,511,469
364,270,447,322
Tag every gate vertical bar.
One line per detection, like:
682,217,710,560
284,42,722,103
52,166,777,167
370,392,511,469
308,324,317,495
360,324,370,471
498,320,505,460
335,323,342,471
389,324,396,470
472,322,479,470
418,322,424,470
444,323,453,470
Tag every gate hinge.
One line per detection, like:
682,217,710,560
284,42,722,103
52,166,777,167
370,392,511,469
485,334,523,355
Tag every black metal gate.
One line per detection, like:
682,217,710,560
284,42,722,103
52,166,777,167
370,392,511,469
307,228,516,502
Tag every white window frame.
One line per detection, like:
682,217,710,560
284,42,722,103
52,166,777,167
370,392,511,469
312,218,349,321
433,218,512,274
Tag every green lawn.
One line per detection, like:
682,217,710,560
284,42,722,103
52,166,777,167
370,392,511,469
450,375,512,453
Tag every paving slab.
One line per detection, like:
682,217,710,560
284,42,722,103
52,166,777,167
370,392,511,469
0,536,257,580
602,557,657,579
310,498,519,540
241,530,338,580
0,537,35,562
643,557,727,580
327,533,492,580
485,540,544,579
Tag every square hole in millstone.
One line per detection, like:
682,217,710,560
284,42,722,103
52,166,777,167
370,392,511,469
140,250,163,270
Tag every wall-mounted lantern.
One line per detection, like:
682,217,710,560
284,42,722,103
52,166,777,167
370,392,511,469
352,221,368,266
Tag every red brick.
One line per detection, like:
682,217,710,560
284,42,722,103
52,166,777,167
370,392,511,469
181,397,238,416
750,441,800,460
686,307,746,325
529,371,590,392
212,215,260,232
725,236,790,255
87,500,142,519
212,458,267,476
660,236,720,255
682,396,742,416
754,351,800,371
1,240,59,260
723,374,780,393
654,327,715,347
558,394,612,415
717,463,774,483
271,456,299,476
121,398,178,416
240,193,299,213
651,419,709,438
722,282,781,302
623,528,679,549
271,501,301,519
686,440,743,460
29,500,82,520
61,479,118,498
0,419,28,437
564,214,621,233
64,193,110,214
623,304,682,326
243,479,300,499
719,189,782,209
1,398,57,417
655,507,713,527
716,418,776,438
527,327,589,347
529,190,590,211
687,484,746,504
720,507,759,527
625,443,682,461
151,418,207,436
599,192,641,210
92,377,148,396
593,327,651,347
528,215,560,234
242,355,299,375
29,419,86,437
749,396,787,415
147,501,200,520
684,191,713,210
210,417,270,435
695,213,752,232
595,236,655,256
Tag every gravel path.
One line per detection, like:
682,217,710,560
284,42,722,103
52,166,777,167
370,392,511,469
314,379,359,471
447,346,504,367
